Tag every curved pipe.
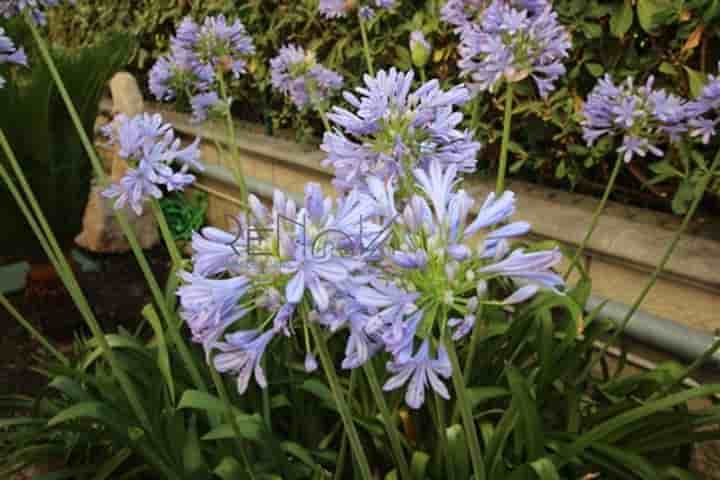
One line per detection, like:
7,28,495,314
586,294,720,368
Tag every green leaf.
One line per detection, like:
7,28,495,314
410,451,430,479
281,441,317,469
91,448,132,480
467,387,511,411
506,367,544,460
672,179,696,214
446,424,470,480
201,414,265,441
684,66,708,98
585,63,604,77
183,414,207,476
299,379,338,412
610,0,634,38
566,384,720,456
637,0,673,32
529,458,560,480
48,401,135,437
142,304,175,405
178,390,242,416
659,62,679,77
213,457,245,480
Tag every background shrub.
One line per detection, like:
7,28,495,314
47,0,720,213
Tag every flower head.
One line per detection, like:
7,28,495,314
148,15,254,122
319,0,395,19
0,27,26,88
179,184,384,393
582,75,690,162
342,161,563,408
322,68,481,192
686,64,720,144
457,0,570,97
0,0,71,25
442,0,548,30
101,113,203,214
270,44,343,110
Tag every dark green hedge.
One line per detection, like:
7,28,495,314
49,0,720,213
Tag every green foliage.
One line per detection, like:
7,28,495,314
159,191,208,243
0,29,133,258
49,0,720,210
3,284,720,478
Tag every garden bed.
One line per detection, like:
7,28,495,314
0,249,170,400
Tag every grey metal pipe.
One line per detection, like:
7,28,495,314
586,294,720,368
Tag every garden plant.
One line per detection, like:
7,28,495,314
1,0,720,479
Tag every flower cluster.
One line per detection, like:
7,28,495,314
351,161,562,407
0,27,26,88
581,75,689,162
270,44,343,110
101,113,203,215
149,15,255,122
686,64,720,144
319,0,397,20
321,68,481,193
178,185,381,392
457,0,570,98
0,0,70,25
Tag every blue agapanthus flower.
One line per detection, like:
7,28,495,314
270,44,343,110
686,64,720,144
457,0,570,98
441,0,548,31
345,160,562,408
319,0,396,19
0,27,26,88
101,113,203,215
178,184,384,393
148,15,255,122
322,68,481,192
582,75,690,162
0,0,71,25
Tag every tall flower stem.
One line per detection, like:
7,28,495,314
589,148,720,374
470,95,483,135
363,361,412,480
359,14,375,76
309,323,373,480
0,127,154,435
217,73,249,203
496,83,514,195
316,105,332,133
333,369,358,480
432,392,454,480
208,358,256,480
450,306,484,424
564,152,624,280
25,16,208,394
151,199,184,269
0,293,68,366
445,339,487,480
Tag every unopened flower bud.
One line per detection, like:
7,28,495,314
476,280,488,298
467,296,479,313
410,31,431,68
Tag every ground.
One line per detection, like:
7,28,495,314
0,248,170,399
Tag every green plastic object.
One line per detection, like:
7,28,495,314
0,262,30,294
